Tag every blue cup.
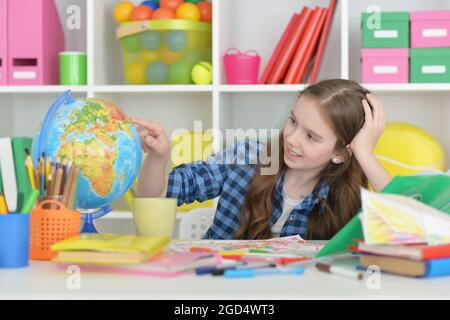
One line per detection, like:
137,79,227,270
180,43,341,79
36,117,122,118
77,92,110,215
0,214,30,268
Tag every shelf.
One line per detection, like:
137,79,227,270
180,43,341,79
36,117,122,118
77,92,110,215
0,86,88,94
1,84,448,95
100,211,185,220
220,84,450,94
219,85,307,93
363,84,450,93
93,85,213,93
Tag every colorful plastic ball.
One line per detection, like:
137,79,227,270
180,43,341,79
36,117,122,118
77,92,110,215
140,50,160,64
166,30,188,52
130,5,153,21
114,1,135,23
151,7,176,20
160,0,184,11
159,47,184,64
140,30,163,51
191,61,212,84
146,61,169,84
185,0,200,3
184,48,202,64
122,35,141,52
125,61,147,84
169,60,194,84
176,3,201,21
141,0,159,10
197,1,212,22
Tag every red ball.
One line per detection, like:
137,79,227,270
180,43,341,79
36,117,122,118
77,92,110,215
197,1,212,23
130,5,153,21
152,7,176,20
160,0,184,11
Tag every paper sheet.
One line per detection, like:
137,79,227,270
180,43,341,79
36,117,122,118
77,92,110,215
169,235,324,258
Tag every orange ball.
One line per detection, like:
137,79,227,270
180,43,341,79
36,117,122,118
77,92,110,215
160,0,184,11
159,47,184,64
197,1,212,22
113,1,135,23
176,3,201,21
152,7,176,20
130,5,153,21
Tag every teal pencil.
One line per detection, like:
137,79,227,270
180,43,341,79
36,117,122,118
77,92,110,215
21,189,40,214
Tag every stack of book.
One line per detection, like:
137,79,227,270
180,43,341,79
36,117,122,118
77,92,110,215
259,0,337,85
357,243,450,278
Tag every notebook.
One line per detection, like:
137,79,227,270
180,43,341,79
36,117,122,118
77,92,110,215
57,251,221,278
359,254,450,278
51,233,170,265
357,243,450,261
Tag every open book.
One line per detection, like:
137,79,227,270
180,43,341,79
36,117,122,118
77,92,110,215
360,189,450,246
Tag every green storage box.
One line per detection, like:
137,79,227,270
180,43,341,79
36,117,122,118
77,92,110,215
362,12,410,48
410,48,450,83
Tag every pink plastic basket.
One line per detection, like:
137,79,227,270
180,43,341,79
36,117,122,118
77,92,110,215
223,48,261,84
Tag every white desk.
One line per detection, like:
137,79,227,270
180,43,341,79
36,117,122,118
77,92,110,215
1,257,450,299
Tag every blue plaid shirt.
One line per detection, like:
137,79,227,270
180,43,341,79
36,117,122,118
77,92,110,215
166,140,330,239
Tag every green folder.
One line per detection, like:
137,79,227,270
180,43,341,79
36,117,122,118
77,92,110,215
11,137,33,212
316,174,450,258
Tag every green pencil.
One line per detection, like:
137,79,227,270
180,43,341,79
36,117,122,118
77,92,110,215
21,189,40,214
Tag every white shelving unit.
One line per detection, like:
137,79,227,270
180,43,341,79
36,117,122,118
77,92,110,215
1,0,449,225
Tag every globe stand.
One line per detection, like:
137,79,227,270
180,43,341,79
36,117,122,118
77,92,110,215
81,205,113,233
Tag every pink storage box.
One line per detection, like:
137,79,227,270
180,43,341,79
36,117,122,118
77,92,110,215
7,0,64,85
361,48,409,83
0,0,7,85
410,11,450,48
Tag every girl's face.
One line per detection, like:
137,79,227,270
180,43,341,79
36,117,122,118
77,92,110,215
283,96,339,171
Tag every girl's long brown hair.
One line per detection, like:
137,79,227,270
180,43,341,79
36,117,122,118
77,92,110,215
234,79,370,240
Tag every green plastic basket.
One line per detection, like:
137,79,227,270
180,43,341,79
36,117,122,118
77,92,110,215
116,20,212,85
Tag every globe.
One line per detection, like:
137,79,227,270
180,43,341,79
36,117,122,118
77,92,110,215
32,91,142,211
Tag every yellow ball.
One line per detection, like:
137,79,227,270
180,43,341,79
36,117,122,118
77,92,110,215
140,50,160,64
159,46,184,64
191,61,212,84
176,3,201,21
375,123,445,176
114,1,135,23
124,61,147,84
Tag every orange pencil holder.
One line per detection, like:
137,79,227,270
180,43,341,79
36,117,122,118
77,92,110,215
30,200,81,260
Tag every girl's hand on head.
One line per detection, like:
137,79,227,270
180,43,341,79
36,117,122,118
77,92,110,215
131,118,171,161
349,93,386,156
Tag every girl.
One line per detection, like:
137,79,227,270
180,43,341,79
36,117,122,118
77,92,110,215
133,79,391,240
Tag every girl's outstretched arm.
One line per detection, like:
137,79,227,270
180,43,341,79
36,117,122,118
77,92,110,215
132,118,171,198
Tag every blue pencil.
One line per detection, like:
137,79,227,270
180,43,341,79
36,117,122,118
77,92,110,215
224,267,305,279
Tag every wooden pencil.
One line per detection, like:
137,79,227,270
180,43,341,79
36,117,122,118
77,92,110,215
46,174,53,200
68,167,79,210
61,159,68,195
53,168,63,198
62,165,76,208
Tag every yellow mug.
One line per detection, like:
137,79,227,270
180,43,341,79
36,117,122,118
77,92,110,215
132,198,177,238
